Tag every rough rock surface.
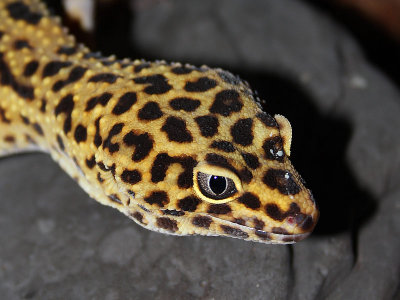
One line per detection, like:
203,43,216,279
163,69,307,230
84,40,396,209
1,0,400,299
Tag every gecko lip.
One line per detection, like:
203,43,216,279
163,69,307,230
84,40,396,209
127,203,311,243
210,215,312,244
126,192,315,244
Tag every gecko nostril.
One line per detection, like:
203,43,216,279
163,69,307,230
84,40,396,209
286,216,296,225
287,213,315,231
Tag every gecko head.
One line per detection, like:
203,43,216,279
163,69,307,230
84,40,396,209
182,112,318,244
96,66,318,244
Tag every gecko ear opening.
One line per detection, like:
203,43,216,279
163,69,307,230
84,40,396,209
274,114,292,157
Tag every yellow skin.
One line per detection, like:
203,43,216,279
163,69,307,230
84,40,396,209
0,0,318,243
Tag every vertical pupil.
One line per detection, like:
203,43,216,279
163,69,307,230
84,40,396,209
209,175,227,195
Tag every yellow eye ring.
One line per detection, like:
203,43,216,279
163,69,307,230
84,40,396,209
193,163,243,204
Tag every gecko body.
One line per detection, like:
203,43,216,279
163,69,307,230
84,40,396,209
0,0,318,243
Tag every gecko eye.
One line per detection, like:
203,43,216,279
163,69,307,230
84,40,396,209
197,172,238,200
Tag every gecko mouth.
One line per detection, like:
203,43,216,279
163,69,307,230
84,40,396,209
125,192,313,244
208,214,312,244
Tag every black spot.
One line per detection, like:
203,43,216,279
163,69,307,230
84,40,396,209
237,193,261,209
176,157,197,188
108,194,122,204
0,107,11,123
6,2,42,24
131,212,144,224
32,123,44,136
112,92,137,115
184,77,217,92
133,74,172,95
95,162,115,176
55,94,74,134
123,131,153,162
218,71,241,85
97,173,104,183
144,191,169,207
88,73,119,83
42,61,72,78
156,217,178,232
56,135,65,151
138,101,163,120
97,162,108,172
255,230,272,240
94,117,102,147
21,115,30,125
253,219,265,230
4,135,15,143
257,112,278,128
161,116,193,142
194,115,219,137
151,153,197,188
205,153,238,175
103,123,123,153
40,99,47,112
0,52,34,100
231,118,253,146
210,90,243,116
263,169,301,195
265,202,301,222
134,63,150,73
15,83,33,100
178,196,200,212
14,39,32,50
239,168,253,184
150,153,172,183
208,204,231,215
85,92,113,112
52,66,87,92
169,97,200,112
23,60,39,77
171,66,193,74
241,152,260,169
121,169,142,184
85,156,96,168
74,124,87,143
163,209,185,216
0,31,3,40
109,164,116,176
210,141,235,153
263,137,284,162
234,218,246,225
192,216,212,229
57,46,77,55
220,225,248,238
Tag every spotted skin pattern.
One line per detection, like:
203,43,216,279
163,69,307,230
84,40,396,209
0,0,318,244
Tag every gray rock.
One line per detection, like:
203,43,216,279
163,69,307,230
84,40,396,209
1,0,399,299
